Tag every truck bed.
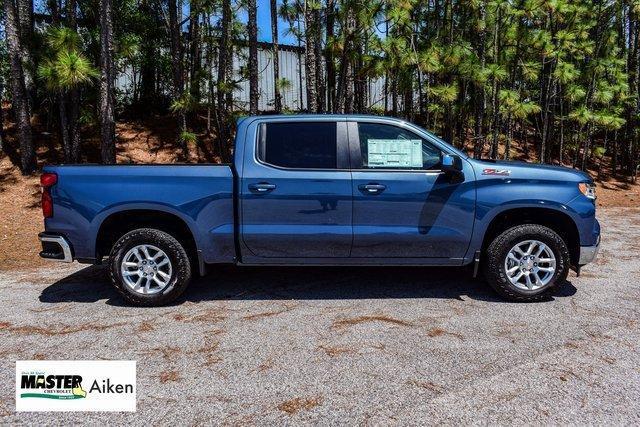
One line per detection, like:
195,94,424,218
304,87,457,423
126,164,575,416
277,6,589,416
43,164,235,264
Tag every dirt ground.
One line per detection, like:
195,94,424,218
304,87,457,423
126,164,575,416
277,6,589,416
0,207,638,424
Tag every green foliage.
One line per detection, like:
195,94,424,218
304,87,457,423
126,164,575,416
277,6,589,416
498,90,541,119
37,26,98,92
429,84,459,104
179,131,198,145
44,26,82,52
276,78,292,91
37,50,98,91
170,93,198,114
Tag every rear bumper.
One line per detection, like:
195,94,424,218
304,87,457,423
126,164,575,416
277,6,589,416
578,236,600,266
38,233,73,263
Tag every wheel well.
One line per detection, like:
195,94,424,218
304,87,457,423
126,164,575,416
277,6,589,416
96,210,198,262
481,207,580,265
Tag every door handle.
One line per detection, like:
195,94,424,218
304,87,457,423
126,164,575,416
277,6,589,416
248,182,277,194
358,183,386,195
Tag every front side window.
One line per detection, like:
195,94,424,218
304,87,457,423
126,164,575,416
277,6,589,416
357,123,441,170
261,122,337,169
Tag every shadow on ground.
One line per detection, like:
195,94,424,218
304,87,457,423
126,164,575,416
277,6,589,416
39,264,577,306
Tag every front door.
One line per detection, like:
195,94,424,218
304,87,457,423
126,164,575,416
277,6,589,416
241,119,353,259
349,120,475,260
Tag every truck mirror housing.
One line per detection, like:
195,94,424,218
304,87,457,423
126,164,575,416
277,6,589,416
441,153,463,174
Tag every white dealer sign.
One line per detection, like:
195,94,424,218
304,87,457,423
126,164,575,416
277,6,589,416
15,360,136,412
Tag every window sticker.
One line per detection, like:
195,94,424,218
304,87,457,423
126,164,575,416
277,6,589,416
366,139,423,168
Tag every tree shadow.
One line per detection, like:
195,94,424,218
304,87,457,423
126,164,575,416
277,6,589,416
39,264,577,306
0,164,19,193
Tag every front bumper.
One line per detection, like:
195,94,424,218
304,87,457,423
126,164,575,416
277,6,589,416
39,233,73,263
578,235,600,265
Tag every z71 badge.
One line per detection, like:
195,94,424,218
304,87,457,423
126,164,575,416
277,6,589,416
482,168,511,176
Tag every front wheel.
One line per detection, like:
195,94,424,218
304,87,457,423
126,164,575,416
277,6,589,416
109,228,192,306
483,224,569,302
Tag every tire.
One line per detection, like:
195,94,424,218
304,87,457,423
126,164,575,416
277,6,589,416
109,228,192,306
483,224,569,302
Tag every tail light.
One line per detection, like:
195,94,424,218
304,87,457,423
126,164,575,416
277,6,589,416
41,173,57,218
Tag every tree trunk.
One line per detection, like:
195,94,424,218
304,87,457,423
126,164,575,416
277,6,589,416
67,0,81,162
270,0,282,113
248,0,259,115
17,0,34,108
315,6,326,113
489,3,501,159
216,0,232,161
325,0,336,112
473,1,487,159
625,4,638,175
51,0,70,161
336,7,355,114
139,0,158,108
205,13,215,136
58,94,71,162
295,19,304,109
189,11,202,102
168,0,186,151
4,0,35,174
304,1,318,112
99,0,116,164
383,13,389,114
0,80,4,153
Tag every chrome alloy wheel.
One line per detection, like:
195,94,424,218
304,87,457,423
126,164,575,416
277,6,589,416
504,240,556,291
120,244,173,295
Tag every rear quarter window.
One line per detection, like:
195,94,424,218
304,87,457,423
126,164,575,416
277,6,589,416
260,122,337,169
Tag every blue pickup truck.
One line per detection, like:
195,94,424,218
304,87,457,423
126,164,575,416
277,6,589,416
38,115,600,305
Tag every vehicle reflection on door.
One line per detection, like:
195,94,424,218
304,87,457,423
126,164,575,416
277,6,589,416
298,196,339,214
351,172,475,258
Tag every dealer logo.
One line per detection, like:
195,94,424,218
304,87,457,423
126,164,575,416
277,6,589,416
16,361,136,412
20,373,87,399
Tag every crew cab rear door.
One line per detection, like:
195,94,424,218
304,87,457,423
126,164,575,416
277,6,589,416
240,118,352,259
348,119,476,261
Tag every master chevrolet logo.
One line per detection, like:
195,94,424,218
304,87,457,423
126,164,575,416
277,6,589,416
20,374,87,399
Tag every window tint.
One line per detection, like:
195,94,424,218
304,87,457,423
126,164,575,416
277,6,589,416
261,122,337,169
357,123,441,170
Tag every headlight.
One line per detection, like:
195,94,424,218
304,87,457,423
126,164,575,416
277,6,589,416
578,182,596,200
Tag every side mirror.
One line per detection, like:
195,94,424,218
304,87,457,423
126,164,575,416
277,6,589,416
441,153,463,174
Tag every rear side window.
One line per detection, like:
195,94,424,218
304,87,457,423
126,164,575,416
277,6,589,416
260,122,337,169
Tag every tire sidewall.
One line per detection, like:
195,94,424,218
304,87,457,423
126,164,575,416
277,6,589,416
485,225,570,300
109,229,191,305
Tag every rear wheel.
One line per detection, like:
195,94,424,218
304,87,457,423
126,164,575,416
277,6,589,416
109,228,192,306
483,224,569,302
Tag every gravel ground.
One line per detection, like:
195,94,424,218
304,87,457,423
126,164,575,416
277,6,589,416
1,207,639,425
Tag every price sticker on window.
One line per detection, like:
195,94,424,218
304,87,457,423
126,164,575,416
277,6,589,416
366,139,423,168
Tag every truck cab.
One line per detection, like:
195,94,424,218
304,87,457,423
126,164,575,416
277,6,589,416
38,115,600,306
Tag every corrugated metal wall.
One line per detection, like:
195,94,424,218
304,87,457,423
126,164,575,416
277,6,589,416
115,42,393,112
231,45,308,111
